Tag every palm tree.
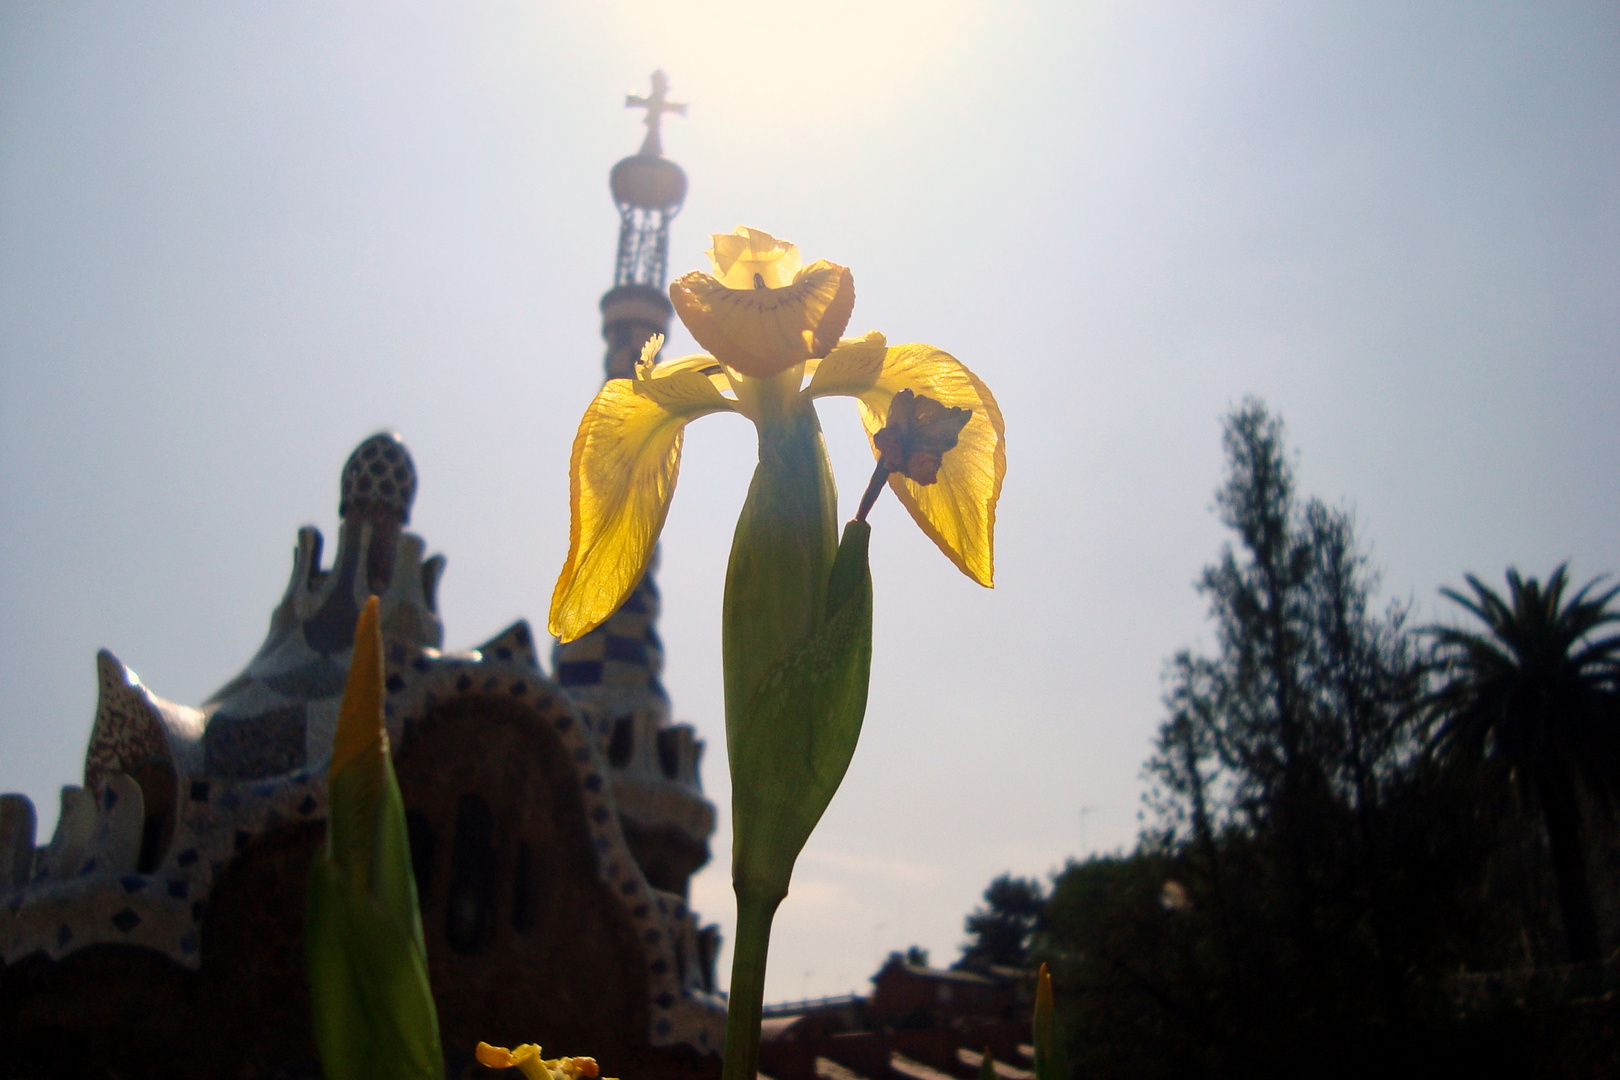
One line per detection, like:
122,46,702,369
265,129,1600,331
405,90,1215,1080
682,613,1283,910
1427,565,1620,964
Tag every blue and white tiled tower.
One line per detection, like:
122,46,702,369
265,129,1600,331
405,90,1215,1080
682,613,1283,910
552,72,716,908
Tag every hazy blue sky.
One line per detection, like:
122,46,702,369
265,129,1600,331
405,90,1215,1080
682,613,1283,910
2,2,1616,1001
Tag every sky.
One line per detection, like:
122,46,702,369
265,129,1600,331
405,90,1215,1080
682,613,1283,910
1,1,1616,1003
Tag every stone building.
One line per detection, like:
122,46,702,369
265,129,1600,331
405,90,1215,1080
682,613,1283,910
0,74,723,1079
756,957,1034,1080
869,955,1027,1029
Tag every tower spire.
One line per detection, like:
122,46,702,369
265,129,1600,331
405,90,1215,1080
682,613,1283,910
625,69,687,158
552,80,718,943
554,72,685,707
598,72,688,379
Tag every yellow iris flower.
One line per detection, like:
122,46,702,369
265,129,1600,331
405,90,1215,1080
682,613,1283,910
549,227,1005,643
474,1043,610,1080
670,227,855,380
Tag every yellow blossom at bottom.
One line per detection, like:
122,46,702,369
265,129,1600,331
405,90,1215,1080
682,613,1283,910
475,1042,612,1080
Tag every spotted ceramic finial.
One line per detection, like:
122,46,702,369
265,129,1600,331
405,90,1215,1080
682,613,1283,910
340,432,417,525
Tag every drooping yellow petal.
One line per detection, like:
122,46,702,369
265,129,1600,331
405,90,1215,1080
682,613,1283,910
632,341,733,412
708,227,802,289
809,340,1004,586
549,346,735,642
670,260,854,379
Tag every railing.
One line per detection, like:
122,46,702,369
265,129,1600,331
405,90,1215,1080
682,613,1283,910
760,993,868,1018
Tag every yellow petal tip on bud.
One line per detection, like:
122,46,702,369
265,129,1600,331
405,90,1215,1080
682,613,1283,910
329,595,384,777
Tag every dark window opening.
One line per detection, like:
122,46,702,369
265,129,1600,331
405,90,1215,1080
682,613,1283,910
608,715,635,768
511,842,534,933
406,809,435,901
657,728,683,781
445,794,495,955
136,812,169,875
129,761,177,874
696,925,720,994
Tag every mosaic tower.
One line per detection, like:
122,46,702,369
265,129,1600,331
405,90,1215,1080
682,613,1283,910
552,72,715,912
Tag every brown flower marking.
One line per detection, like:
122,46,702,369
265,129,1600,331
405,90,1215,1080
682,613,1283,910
857,389,972,522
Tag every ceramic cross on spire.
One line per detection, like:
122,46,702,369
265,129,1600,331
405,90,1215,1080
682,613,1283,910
625,70,687,157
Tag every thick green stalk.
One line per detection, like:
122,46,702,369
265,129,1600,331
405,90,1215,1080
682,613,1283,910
722,399,839,725
721,889,783,1080
719,387,874,1078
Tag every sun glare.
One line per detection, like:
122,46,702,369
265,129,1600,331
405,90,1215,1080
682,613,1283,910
599,0,987,127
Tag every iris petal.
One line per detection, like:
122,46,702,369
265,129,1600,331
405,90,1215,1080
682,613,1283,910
804,331,888,398
709,227,802,289
476,1044,528,1069
809,340,1004,587
548,354,734,642
670,261,854,379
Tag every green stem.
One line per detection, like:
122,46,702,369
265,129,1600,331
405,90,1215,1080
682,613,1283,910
855,463,890,524
722,888,783,1080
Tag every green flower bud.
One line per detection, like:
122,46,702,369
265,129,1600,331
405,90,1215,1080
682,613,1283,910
722,403,873,902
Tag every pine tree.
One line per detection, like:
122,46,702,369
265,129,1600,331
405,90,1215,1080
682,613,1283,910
1144,399,1424,1052
958,874,1047,970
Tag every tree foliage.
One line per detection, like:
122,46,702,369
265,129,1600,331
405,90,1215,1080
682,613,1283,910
1027,400,1601,1079
958,874,1046,971
1426,566,1620,962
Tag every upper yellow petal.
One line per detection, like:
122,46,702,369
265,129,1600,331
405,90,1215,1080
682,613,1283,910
811,342,1004,586
670,260,855,379
708,227,802,289
549,358,734,642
